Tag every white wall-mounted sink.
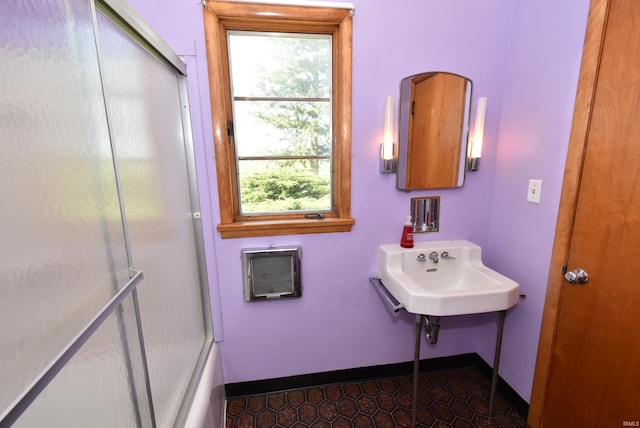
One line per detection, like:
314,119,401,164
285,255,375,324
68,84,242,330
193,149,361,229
377,240,519,316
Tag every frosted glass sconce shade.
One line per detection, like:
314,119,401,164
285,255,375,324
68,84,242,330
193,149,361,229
380,95,397,173
468,97,487,171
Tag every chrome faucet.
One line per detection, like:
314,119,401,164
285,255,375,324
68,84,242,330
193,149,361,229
428,251,439,263
441,251,456,260
416,253,427,262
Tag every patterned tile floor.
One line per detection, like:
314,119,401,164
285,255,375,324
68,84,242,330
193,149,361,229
225,366,529,427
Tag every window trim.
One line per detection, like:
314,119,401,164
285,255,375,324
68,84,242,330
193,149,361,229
203,1,354,238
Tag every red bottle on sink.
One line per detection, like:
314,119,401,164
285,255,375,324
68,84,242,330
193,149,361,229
400,214,414,248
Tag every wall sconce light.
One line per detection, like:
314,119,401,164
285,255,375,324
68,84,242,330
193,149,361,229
468,97,487,171
379,95,397,173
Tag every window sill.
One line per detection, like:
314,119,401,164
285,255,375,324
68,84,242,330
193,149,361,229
217,217,355,239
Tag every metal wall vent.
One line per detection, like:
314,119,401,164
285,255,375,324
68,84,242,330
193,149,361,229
241,246,301,301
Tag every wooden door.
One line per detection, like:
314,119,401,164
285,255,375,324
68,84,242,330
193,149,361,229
532,0,640,426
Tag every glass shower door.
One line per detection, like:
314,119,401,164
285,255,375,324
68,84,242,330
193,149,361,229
1,0,211,425
95,10,210,426
0,0,153,425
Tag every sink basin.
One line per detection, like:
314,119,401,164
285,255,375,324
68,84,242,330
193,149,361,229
377,240,519,316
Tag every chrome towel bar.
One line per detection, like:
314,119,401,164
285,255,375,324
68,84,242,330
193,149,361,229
369,277,405,312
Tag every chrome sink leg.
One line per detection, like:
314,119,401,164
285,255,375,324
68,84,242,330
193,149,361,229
489,310,506,418
412,314,424,428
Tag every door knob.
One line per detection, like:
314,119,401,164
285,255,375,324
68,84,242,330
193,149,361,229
565,268,589,284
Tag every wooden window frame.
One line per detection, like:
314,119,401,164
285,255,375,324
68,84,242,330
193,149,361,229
203,1,355,239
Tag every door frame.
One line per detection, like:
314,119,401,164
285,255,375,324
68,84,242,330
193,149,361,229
528,0,610,426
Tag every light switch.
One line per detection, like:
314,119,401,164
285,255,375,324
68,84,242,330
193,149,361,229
527,179,542,203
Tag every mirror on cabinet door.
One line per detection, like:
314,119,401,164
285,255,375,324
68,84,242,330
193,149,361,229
396,72,472,190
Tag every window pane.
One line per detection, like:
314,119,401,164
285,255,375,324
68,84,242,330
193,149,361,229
238,159,331,214
228,31,334,216
234,100,331,158
228,32,331,99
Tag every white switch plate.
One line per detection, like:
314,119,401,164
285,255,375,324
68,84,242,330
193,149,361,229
527,179,542,203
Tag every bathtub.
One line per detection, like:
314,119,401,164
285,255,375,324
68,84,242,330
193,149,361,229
184,343,225,428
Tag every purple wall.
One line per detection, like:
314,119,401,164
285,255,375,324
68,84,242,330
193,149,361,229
127,0,589,402
479,0,590,401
